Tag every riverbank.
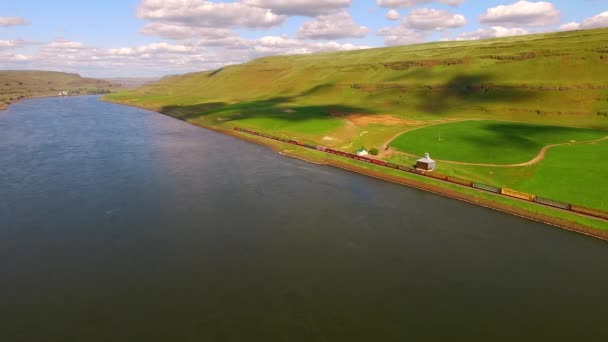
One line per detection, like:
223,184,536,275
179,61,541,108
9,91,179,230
102,97,608,241
1,93,107,112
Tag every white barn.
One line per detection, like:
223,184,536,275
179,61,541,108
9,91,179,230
416,153,436,171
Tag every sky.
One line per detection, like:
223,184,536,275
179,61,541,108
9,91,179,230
1,0,607,77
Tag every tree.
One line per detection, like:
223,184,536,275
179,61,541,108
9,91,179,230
369,147,379,156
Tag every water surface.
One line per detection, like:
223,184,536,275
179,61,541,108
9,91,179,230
1,96,607,341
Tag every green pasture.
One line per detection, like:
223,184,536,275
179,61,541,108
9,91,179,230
387,139,608,210
513,140,608,209
389,120,607,164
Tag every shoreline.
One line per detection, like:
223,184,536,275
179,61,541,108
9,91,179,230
101,97,608,241
1,93,117,112
1,94,71,111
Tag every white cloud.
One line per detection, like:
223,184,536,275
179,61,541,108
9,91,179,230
253,36,369,56
108,42,196,56
377,6,465,45
140,22,237,41
377,26,426,46
0,39,30,49
1,33,371,77
0,16,28,27
8,54,33,62
386,9,400,20
376,0,465,8
403,8,466,30
136,0,286,29
0,40,17,49
480,1,560,27
297,11,368,40
579,11,608,29
47,40,86,50
244,0,352,16
457,26,529,40
558,22,580,31
558,11,608,31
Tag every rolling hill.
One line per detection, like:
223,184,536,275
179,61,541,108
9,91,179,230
0,70,118,109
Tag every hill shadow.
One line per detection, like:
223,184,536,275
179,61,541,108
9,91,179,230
416,73,538,114
460,122,596,150
158,84,366,126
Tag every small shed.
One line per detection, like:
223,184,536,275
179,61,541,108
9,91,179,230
356,149,369,156
416,153,436,171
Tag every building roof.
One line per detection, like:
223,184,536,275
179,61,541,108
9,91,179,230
417,153,435,163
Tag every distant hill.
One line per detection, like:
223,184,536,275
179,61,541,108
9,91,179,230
0,70,119,109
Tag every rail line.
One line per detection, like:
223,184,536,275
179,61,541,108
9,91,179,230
234,127,608,222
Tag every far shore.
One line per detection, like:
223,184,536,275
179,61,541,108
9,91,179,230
1,93,115,112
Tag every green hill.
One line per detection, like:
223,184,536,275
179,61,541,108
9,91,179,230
106,28,608,216
109,28,608,129
0,70,118,109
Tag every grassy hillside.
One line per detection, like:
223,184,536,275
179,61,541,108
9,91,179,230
106,28,608,214
0,70,118,109
110,28,608,128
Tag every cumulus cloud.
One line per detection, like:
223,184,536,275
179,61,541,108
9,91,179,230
457,26,529,40
579,11,608,29
297,11,368,40
558,22,580,31
253,35,369,56
47,40,86,50
108,42,196,56
558,11,608,31
377,26,426,46
377,7,465,45
403,8,466,30
0,39,36,49
244,0,352,16
0,16,28,27
480,1,560,27
1,34,370,77
140,22,237,41
0,40,18,49
386,9,400,20
376,0,465,8
136,0,286,29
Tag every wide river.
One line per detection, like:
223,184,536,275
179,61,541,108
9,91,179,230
1,96,607,341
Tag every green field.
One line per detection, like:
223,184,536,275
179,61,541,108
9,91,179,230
389,120,607,164
104,28,608,228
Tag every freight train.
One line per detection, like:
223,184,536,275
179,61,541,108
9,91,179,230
233,127,608,221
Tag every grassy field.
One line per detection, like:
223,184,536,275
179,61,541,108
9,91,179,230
387,138,608,209
0,70,119,108
105,28,608,225
389,120,607,164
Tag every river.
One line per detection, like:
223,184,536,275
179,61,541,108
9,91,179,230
1,96,607,341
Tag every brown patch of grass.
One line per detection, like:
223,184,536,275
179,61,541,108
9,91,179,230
329,110,425,127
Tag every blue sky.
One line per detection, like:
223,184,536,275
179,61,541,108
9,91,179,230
1,1,607,77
